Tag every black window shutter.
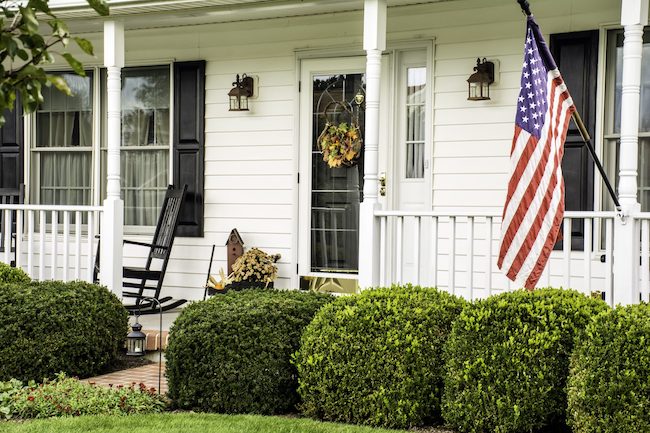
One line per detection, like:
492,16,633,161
173,61,205,237
550,30,598,251
0,97,23,191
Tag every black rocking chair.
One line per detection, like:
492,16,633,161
94,184,188,315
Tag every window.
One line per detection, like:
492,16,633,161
29,61,205,236
405,67,426,179
603,28,650,211
32,72,93,206
101,66,171,227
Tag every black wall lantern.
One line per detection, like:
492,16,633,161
126,321,146,356
228,74,254,111
467,58,495,101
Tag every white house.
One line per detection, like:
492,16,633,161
0,0,648,306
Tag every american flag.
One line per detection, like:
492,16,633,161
497,15,575,290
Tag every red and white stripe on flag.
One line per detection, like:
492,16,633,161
498,18,575,290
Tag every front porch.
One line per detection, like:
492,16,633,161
0,0,647,306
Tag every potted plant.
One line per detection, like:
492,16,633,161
225,247,281,291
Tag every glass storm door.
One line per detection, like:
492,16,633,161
299,58,366,278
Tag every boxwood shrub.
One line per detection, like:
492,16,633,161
567,304,650,433
442,288,608,433
294,285,466,429
0,262,30,284
166,289,332,414
0,280,127,382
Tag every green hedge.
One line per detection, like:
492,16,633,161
442,288,608,433
166,289,332,414
0,263,30,284
567,303,650,433
0,280,128,382
295,285,466,429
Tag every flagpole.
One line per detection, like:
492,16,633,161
515,0,622,213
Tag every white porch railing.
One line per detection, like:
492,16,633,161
376,210,620,304
0,204,102,282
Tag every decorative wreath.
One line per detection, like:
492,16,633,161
317,101,363,168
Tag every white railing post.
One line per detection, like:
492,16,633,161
614,0,648,305
358,0,386,289
100,20,124,295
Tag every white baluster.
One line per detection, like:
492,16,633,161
379,216,386,287
63,211,70,282
467,216,474,300
27,210,34,277
39,210,45,281
485,216,493,297
51,212,58,280
396,216,403,284
75,211,81,280
87,212,95,282
605,218,614,306
583,218,592,295
449,216,456,295
414,216,421,285
3,209,11,264
15,209,22,268
431,216,438,288
642,219,650,302
563,218,572,289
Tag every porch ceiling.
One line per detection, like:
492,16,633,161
50,0,459,33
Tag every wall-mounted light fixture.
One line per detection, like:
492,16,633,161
228,74,254,111
467,58,495,101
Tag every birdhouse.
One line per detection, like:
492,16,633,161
226,228,245,274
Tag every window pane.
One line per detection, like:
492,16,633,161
122,67,170,147
39,152,92,205
33,72,93,206
102,66,171,226
405,67,426,179
310,73,365,273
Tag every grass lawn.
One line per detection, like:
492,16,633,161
0,413,425,433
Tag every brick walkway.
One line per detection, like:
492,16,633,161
87,363,167,395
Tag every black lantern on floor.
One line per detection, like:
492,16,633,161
126,320,146,356
467,58,495,101
228,74,254,111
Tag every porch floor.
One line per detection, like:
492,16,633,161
86,363,168,395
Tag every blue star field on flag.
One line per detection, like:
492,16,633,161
516,27,548,139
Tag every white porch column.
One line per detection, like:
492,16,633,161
358,0,386,289
613,0,648,305
100,21,124,295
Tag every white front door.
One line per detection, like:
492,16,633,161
391,49,432,284
298,57,367,290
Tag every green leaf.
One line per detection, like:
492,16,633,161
61,53,85,76
47,74,71,96
74,37,94,56
18,7,39,34
28,0,51,14
16,49,28,61
85,0,109,16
